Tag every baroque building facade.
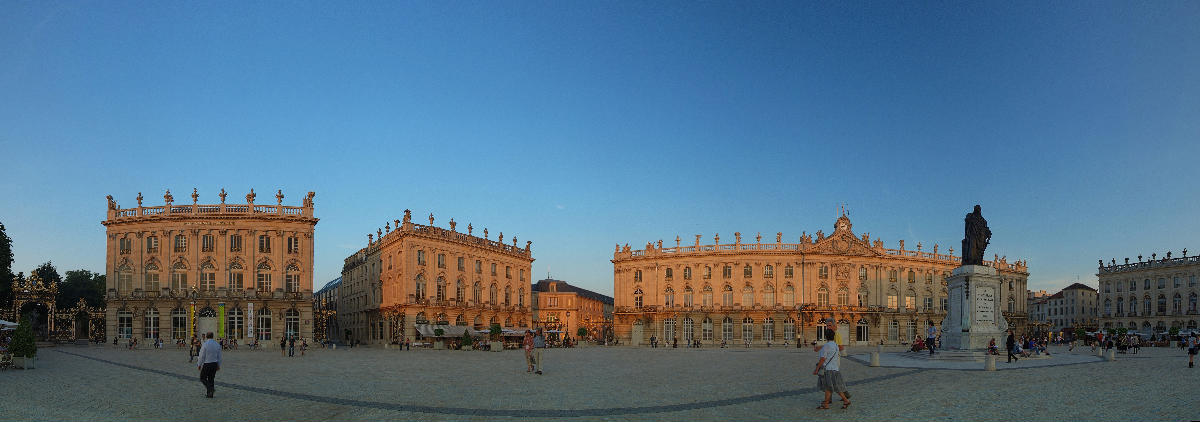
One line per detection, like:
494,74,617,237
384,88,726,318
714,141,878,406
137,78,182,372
102,189,318,344
1097,252,1199,335
339,210,533,345
531,278,614,342
612,214,1030,346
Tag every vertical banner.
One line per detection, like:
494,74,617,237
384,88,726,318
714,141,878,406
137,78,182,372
189,303,196,339
247,303,255,340
218,303,226,338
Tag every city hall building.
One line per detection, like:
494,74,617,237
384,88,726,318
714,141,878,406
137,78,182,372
339,210,534,345
612,214,1030,346
1097,252,1199,335
102,189,318,344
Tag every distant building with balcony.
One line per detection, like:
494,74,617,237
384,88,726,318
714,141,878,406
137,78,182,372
313,276,340,342
339,209,533,345
531,279,613,341
102,188,318,344
611,213,1030,346
1097,252,1199,335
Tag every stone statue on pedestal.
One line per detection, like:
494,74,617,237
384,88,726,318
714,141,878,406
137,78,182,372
961,205,991,266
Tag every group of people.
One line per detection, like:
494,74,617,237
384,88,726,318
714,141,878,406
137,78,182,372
278,335,308,357
1000,330,1051,362
522,328,547,375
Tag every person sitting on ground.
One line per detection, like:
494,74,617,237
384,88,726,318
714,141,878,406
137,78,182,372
988,338,999,355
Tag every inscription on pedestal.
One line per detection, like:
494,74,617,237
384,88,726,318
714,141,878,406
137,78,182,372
975,286,995,323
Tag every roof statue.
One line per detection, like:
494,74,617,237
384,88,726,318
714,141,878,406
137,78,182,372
961,204,992,266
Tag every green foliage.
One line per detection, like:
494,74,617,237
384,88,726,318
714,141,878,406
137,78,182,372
59,270,106,308
1074,328,1086,340
0,222,13,309
1117,327,1128,335
1107,328,1116,336
1169,327,1181,337
34,261,62,286
577,327,587,338
433,328,445,337
10,317,37,357
461,331,474,348
489,323,502,340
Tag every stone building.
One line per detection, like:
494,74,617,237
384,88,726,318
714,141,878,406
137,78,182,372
611,214,1030,346
1097,252,1199,335
102,189,318,344
1046,283,1098,332
313,276,340,343
531,279,613,342
339,210,533,345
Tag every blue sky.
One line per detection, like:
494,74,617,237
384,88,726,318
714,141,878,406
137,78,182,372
2,2,1198,295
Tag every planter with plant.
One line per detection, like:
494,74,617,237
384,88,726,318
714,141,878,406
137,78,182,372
489,323,503,352
576,327,588,347
461,331,474,350
433,328,446,349
10,317,38,369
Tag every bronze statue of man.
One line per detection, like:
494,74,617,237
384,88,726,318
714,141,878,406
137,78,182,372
961,205,991,266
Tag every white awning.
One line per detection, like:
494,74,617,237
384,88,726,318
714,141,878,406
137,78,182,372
0,319,17,329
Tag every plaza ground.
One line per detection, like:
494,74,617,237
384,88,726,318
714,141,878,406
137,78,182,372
2,343,1195,421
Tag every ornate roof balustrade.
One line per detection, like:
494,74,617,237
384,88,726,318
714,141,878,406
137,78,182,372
1098,255,1199,274
104,189,317,223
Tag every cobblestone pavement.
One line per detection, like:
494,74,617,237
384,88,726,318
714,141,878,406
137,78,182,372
2,344,1196,421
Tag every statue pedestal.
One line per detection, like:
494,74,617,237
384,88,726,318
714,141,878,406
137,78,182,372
940,265,1008,351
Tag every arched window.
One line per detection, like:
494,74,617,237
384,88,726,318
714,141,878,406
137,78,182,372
741,285,754,306
683,267,692,280
763,283,775,306
783,284,795,306
489,283,498,304
762,317,775,341
505,317,512,327
171,308,187,339
504,285,512,306
837,287,849,306
663,317,676,340
415,312,428,324
784,318,796,341
455,279,465,301
256,261,272,291
1104,298,1112,315
1130,296,1138,315
887,290,898,309
227,308,244,339
473,315,483,329
256,308,272,340
143,308,160,339
817,286,829,306
743,264,752,278
683,286,694,306
702,317,714,341
473,281,482,304
171,261,188,290
722,285,733,306
1008,297,1015,312
664,287,675,307
683,317,694,341
1172,293,1182,314
436,277,446,301
722,316,734,342
455,314,466,326
1157,295,1167,314
139,263,155,291
905,290,916,309
741,317,754,343
200,261,216,291
859,267,868,281
228,261,244,290
1116,297,1125,315
284,264,300,292
414,274,426,299
764,265,774,278
816,319,828,341
285,309,300,338
1190,292,1198,312
856,318,870,342
702,285,713,307
518,288,525,307
634,288,644,308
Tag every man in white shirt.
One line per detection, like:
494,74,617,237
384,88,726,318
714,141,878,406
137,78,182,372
926,323,939,355
197,332,222,398
811,328,850,409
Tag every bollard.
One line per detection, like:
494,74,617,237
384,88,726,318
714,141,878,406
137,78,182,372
1096,348,1104,357
870,351,880,367
1106,349,1116,361
985,354,996,371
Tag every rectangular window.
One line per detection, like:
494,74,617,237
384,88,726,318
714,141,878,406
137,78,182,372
257,273,272,291
491,263,497,276
286,274,299,292
506,266,512,279
200,272,215,291
172,312,187,339
288,236,300,254
171,272,187,290
923,297,933,310
174,235,187,253
941,298,948,311
476,260,482,273
119,238,132,254
202,235,215,252
146,236,159,253
118,313,132,339
144,313,159,339
229,272,244,290
144,272,160,291
258,235,271,253
887,295,898,309
118,272,133,292
437,253,445,268
722,266,732,279
520,269,525,281
457,257,465,271
417,250,425,265
230,235,242,252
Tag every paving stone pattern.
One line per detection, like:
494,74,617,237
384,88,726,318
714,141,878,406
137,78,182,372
1,344,1196,421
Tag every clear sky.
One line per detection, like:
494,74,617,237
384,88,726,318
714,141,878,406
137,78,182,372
2,2,1198,296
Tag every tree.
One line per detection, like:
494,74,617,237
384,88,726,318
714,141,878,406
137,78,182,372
10,316,37,358
0,222,13,309
577,327,588,338
461,331,474,349
33,261,62,287
489,323,502,341
59,270,106,308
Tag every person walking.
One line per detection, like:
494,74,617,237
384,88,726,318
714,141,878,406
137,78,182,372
925,323,938,355
1006,330,1019,363
532,328,546,375
812,329,850,410
288,335,296,357
1187,333,1198,368
279,337,287,357
189,337,199,362
300,338,307,357
523,331,535,373
197,332,222,398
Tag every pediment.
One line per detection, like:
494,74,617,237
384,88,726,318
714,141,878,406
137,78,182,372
809,231,881,257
